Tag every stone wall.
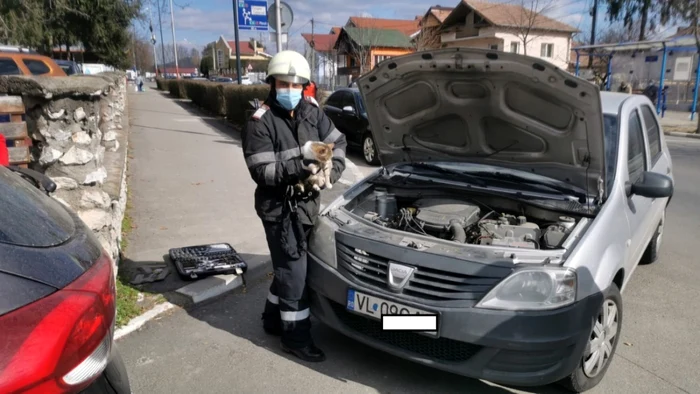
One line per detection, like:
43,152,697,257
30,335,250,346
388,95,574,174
0,73,129,265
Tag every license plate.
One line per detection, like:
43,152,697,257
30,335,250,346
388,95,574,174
346,289,438,333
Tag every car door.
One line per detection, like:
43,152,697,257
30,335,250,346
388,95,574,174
623,107,653,273
638,104,671,225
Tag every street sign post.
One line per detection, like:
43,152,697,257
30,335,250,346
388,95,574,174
233,0,269,84
237,0,269,31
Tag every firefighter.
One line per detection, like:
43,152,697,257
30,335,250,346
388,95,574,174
241,50,347,362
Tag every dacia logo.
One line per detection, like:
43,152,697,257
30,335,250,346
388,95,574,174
387,262,415,291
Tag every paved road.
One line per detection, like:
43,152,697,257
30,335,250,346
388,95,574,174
118,113,700,394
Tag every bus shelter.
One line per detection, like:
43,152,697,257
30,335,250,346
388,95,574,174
574,36,700,119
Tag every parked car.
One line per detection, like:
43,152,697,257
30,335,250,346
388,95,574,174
0,46,67,76
323,88,379,165
55,59,82,76
0,165,131,393
307,48,673,393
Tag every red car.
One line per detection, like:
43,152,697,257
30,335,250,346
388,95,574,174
0,164,131,393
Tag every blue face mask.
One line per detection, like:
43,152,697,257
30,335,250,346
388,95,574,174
276,88,302,110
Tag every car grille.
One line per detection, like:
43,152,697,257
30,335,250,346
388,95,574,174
330,301,482,362
336,242,504,302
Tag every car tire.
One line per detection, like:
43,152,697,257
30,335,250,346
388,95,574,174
640,210,665,265
560,283,623,393
362,132,380,166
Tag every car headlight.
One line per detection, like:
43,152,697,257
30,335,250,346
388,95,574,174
307,216,338,269
475,266,577,311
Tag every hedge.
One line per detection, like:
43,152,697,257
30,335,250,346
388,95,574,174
155,78,270,124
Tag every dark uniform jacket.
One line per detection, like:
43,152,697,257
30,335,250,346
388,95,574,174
242,92,348,226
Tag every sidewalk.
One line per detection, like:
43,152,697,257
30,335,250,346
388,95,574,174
660,110,699,135
121,84,361,305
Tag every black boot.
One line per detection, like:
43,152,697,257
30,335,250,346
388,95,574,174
261,313,282,336
281,342,326,362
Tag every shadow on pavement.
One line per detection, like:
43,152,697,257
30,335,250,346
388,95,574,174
180,272,573,394
118,252,270,308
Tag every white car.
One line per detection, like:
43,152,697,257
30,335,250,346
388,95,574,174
307,48,673,393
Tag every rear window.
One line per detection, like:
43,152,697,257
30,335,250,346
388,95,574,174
22,59,51,75
0,167,75,247
0,58,21,75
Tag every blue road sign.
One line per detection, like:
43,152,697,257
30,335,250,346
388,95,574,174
238,0,269,31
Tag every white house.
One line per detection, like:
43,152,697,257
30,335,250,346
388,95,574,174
437,0,578,70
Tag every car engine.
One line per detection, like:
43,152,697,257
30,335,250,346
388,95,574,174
360,190,577,250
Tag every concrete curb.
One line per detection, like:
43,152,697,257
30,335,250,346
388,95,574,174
664,131,700,139
114,302,176,341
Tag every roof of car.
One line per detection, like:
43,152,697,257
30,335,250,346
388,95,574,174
600,92,633,115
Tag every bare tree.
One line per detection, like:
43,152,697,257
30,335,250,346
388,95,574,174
505,0,556,56
189,47,201,66
413,23,442,51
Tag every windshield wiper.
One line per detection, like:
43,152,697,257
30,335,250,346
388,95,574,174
468,171,586,199
395,163,488,187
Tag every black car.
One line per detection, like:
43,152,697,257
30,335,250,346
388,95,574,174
0,165,131,393
323,88,380,165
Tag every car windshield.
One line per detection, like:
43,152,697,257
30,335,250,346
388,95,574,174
603,114,619,193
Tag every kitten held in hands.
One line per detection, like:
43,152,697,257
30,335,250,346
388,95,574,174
297,141,334,194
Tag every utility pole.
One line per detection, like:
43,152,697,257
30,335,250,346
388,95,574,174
589,0,598,69
150,18,159,77
310,18,315,82
168,0,180,78
132,22,137,71
232,0,243,84
275,0,282,53
157,0,166,70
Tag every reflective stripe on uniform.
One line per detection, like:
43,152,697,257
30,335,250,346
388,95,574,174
263,163,276,185
267,292,279,305
246,151,276,168
332,148,346,159
280,309,310,322
323,128,343,144
277,147,301,161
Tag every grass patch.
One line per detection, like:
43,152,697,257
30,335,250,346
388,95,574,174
116,276,145,328
120,207,133,251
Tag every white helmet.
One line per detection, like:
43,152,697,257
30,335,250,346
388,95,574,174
267,50,310,84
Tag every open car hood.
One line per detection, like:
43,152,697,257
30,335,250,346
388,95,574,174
356,48,606,198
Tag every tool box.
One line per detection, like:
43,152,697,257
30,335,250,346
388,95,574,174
168,243,248,280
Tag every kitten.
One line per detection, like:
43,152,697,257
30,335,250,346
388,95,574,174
296,141,334,194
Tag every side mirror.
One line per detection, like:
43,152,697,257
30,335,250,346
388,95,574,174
342,105,356,115
626,171,673,198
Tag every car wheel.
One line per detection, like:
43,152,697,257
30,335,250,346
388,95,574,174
560,283,622,393
640,210,665,265
362,133,380,165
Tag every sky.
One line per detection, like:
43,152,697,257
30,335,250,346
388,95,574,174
135,0,681,57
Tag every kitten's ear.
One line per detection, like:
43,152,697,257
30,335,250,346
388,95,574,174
327,142,335,150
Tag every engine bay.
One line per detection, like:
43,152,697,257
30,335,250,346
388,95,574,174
351,187,580,250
